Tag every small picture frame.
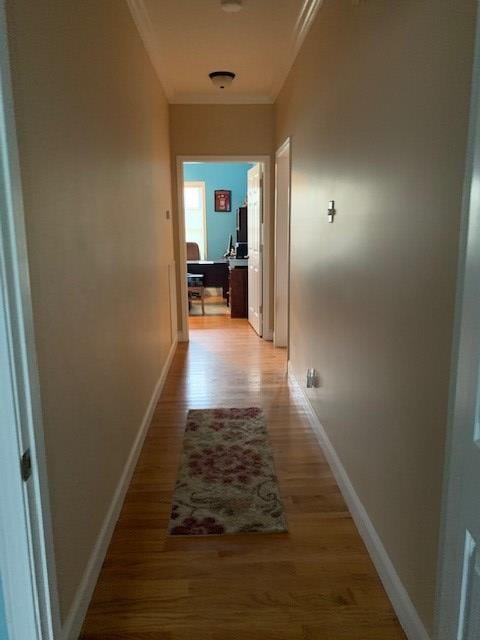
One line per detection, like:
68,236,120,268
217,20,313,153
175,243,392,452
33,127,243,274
214,190,231,212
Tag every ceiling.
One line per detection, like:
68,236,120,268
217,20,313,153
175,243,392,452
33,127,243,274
127,0,323,104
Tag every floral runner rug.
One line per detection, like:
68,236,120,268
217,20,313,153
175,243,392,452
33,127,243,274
168,407,287,535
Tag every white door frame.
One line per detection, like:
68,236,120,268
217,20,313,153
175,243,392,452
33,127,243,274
0,3,60,638
247,163,263,337
274,138,291,349
436,6,480,639
176,155,272,342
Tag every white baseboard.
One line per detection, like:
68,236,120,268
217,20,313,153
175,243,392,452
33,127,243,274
61,338,178,640
178,329,188,342
288,363,431,640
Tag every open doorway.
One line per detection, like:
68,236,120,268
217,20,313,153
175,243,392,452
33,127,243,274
176,156,272,340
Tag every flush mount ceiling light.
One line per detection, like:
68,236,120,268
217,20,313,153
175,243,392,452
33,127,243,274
221,0,243,12
209,70,236,89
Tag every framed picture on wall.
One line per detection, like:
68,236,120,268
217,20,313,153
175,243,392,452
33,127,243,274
214,190,231,212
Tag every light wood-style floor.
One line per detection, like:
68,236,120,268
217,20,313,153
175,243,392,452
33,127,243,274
80,317,406,639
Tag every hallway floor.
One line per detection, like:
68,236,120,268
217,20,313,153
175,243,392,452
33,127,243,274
80,317,406,639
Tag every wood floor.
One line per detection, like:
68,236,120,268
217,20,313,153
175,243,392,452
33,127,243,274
80,317,406,640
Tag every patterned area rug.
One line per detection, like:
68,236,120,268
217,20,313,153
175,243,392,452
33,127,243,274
168,408,287,535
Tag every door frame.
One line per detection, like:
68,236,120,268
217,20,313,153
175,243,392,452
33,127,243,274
436,6,480,638
247,162,263,337
183,180,208,260
273,138,291,349
0,2,60,638
175,155,272,342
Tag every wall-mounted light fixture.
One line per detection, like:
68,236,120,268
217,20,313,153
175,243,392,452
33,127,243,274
209,71,236,89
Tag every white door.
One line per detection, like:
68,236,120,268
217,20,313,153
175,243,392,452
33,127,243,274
247,163,263,336
437,22,480,640
0,4,60,637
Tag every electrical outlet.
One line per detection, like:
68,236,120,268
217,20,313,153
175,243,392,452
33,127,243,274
306,368,319,388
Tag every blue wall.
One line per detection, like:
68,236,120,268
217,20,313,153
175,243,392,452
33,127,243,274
0,579,8,640
183,162,252,260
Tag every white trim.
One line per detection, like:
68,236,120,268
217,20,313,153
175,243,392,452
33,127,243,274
176,156,272,343
273,138,291,349
0,286,42,640
275,138,291,160
292,0,323,58
260,159,273,341
126,0,174,100
436,4,480,638
168,262,178,346
269,0,324,100
0,2,61,638
288,363,431,640
176,158,190,343
61,338,178,640
169,94,274,105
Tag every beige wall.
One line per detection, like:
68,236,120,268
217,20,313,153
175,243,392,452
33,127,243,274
7,0,175,621
276,0,476,632
169,104,275,333
169,104,274,157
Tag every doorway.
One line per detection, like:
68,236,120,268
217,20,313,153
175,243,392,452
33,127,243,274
176,156,272,341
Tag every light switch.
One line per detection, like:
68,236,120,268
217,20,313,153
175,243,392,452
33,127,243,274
328,200,336,223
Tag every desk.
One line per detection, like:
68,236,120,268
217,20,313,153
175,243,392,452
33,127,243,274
186,260,229,299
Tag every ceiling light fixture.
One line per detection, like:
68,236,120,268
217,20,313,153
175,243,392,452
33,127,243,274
209,71,236,89
221,0,243,12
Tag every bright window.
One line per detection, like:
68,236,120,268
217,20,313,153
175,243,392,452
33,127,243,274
184,181,207,259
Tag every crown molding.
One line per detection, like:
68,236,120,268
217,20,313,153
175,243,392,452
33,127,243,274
127,0,323,106
126,0,174,100
169,94,274,105
293,0,324,59
269,0,324,100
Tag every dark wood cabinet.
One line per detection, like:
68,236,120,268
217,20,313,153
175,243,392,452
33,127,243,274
236,206,247,243
229,267,248,318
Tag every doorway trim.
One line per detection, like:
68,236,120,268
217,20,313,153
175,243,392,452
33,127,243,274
435,5,480,638
274,138,291,349
0,1,60,637
175,155,272,342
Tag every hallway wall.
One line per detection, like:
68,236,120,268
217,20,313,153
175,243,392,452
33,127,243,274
276,0,477,633
169,104,275,336
7,0,175,624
